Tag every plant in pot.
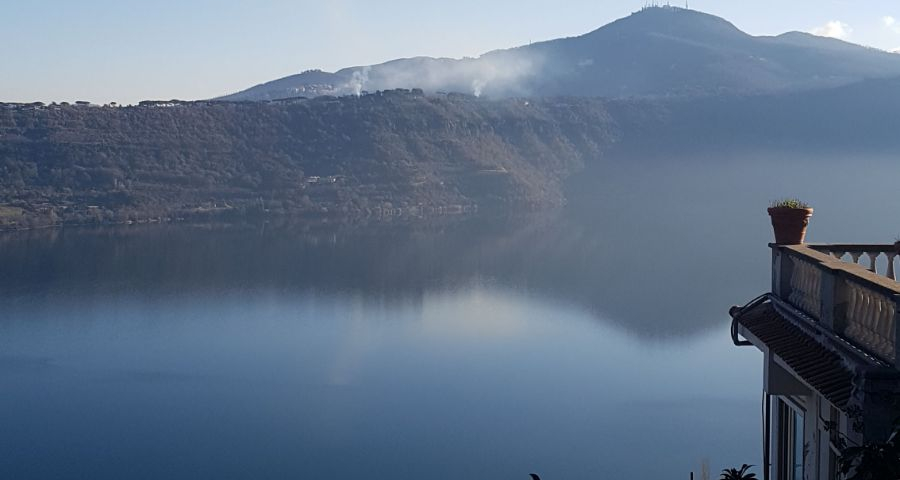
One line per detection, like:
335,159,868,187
768,198,813,245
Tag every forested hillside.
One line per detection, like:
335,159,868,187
6,75,900,230
0,93,624,229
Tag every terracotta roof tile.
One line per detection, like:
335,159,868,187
736,302,855,409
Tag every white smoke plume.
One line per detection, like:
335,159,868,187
346,66,371,96
332,49,545,98
471,79,486,97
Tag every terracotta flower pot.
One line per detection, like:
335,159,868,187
768,207,813,244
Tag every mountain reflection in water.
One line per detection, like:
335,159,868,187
3,152,898,479
0,209,760,339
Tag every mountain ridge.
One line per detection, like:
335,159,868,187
220,7,900,101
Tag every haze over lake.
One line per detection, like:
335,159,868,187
2,152,895,479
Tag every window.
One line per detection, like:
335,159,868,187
827,405,841,480
778,399,805,480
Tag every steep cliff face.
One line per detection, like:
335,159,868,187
0,94,623,228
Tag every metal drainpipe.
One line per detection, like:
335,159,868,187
729,294,769,347
729,294,772,480
764,392,771,480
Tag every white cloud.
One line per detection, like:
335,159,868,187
811,20,852,39
884,16,900,35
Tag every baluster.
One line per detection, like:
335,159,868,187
861,289,872,325
813,273,819,314
800,264,811,312
790,259,803,309
879,297,896,359
865,294,879,352
887,253,897,280
832,251,846,260
867,252,880,274
869,293,884,354
866,299,875,350
886,299,896,359
874,296,887,355
851,252,862,265
892,309,899,362
848,284,862,335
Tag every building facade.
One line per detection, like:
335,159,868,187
731,243,900,480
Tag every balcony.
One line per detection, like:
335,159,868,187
730,240,900,480
772,243,900,366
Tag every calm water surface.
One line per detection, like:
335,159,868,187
2,153,897,479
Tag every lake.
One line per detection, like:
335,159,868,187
2,152,897,479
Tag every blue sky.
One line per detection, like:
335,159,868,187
3,0,900,104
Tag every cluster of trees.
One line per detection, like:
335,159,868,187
0,94,626,229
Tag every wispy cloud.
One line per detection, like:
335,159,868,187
811,20,852,39
883,16,900,35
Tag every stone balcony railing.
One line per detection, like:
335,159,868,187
773,243,900,366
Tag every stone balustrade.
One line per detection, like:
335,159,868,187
773,244,900,365
809,244,898,280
